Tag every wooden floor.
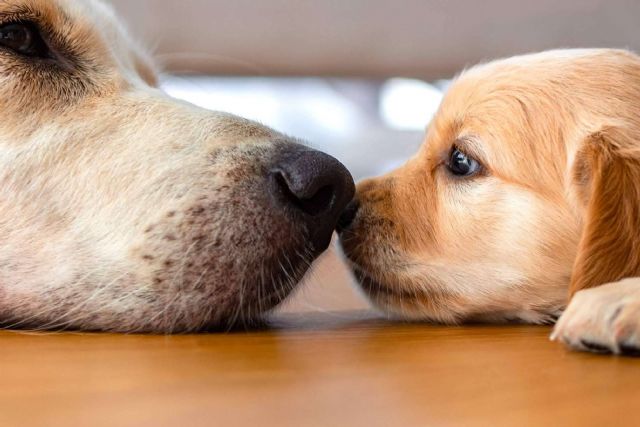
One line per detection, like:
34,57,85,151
0,252,638,427
0,311,638,427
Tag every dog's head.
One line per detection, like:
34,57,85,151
0,0,354,332
339,49,640,324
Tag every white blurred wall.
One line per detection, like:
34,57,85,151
110,0,640,78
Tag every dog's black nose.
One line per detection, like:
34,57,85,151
271,149,355,251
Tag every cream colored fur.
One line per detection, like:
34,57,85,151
0,0,314,332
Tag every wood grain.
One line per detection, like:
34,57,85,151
0,310,638,427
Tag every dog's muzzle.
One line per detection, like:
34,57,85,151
270,147,355,252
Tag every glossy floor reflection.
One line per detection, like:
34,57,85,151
0,313,637,427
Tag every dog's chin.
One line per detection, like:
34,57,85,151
153,235,320,333
210,245,316,331
2,244,316,334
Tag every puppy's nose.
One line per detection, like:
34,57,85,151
336,199,360,233
271,149,355,251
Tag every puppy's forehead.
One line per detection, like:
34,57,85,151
422,52,600,189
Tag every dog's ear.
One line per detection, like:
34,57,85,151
569,125,640,296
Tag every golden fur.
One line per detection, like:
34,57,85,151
340,49,640,354
0,0,329,332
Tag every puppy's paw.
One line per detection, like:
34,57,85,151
551,278,640,356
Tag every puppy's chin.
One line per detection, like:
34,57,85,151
338,230,416,319
348,264,458,323
351,267,422,319
352,265,562,325
341,243,564,326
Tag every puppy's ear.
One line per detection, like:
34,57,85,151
569,126,640,296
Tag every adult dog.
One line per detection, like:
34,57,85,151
0,0,353,332
339,49,640,355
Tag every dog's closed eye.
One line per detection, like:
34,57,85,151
0,21,50,59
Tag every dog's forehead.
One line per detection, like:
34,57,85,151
56,0,128,40
423,55,578,189
0,0,117,30
5,0,157,90
0,0,153,80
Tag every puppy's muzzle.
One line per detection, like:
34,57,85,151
271,148,355,252
336,198,360,233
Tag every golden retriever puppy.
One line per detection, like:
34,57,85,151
338,49,640,355
0,0,354,332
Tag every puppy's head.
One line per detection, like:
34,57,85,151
0,0,354,332
339,49,640,324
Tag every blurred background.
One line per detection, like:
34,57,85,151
108,0,640,313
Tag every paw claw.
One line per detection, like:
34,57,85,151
580,340,611,354
619,343,640,357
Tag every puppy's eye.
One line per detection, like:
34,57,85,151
0,22,50,58
447,148,481,177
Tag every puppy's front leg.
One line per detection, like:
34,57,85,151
552,278,640,355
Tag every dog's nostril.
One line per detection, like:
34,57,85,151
270,147,355,252
274,171,336,217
